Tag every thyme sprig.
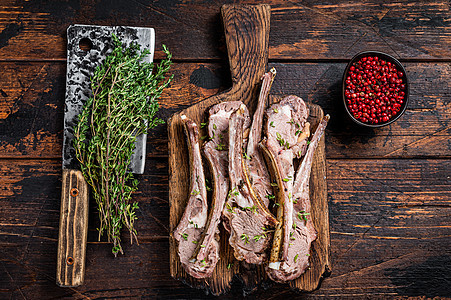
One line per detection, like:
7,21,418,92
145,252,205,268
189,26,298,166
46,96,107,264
240,233,250,244
74,35,173,256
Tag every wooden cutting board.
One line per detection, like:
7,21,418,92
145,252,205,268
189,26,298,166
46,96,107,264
168,4,331,295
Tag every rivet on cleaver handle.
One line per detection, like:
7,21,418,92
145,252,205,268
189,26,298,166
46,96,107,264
56,169,89,287
57,25,155,287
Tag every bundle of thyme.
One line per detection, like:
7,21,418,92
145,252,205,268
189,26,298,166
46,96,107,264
74,35,173,256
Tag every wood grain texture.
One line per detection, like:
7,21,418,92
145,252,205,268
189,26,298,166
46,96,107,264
56,169,89,287
0,0,450,298
0,0,450,60
1,62,449,159
0,159,449,298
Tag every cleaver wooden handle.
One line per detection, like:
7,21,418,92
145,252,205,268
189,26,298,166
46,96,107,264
56,169,89,287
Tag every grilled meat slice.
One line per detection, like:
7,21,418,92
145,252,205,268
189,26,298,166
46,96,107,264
260,95,309,265
266,114,329,282
173,115,217,278
189,101,244,271
224,104,278,264
207,101,249,148
193,143,228,263
206,101,248,233
246,69,276,207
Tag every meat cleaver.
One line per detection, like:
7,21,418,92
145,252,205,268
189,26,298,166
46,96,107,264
57,25,155,287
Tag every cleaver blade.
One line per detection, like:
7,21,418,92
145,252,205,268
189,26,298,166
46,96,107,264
57,25,155,287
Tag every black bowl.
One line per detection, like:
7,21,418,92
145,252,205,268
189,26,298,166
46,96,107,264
342,51,409,128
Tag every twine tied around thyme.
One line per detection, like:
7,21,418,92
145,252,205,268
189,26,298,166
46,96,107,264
74,35,173,256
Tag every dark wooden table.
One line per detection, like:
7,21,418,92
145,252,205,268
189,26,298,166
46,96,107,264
0,1,450,299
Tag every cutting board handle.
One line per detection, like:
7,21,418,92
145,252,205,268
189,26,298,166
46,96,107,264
56,169,89,287
221,4,270,97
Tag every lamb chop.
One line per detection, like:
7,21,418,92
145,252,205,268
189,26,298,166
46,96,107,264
189,101,244,267
173,115,218,278
224,104,278,264
245,68,277,207
265,114,329,282
259,95,310,267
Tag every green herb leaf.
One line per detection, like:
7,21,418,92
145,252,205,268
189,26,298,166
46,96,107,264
297,211,310,222
275,132,289,149
244,205,258,214
226,202,235,214
240,234,249,244
189,220,198,228
205,179,212,192
215,143,226,151
253,234,264,242
73,35,173,256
